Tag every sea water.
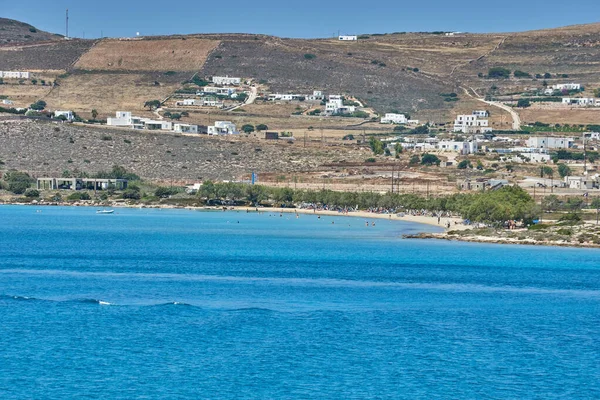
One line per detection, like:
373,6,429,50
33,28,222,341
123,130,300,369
0,205,599,399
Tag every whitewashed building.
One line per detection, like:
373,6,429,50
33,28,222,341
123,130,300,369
339,35,357,41
472,110,489,118
453,115,491,133
174,123,199,134
1,99,14,105
307,91,324,101
208,121,239,135
562,97,600,106
54,110,74,121
437,140,478,155
527,137,574,149
381,113,407,124
565,176,598,190
177,99,199,106
212,76,241,86
324,98,355,115
0,71,30,79
552,83,581,91
107,111,134,127
201,87,236,96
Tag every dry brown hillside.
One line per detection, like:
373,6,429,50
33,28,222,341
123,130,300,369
75,38,220,71
0,18,60,44
1,20,600,121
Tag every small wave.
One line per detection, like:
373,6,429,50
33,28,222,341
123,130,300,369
226,307,276,313
77,298,112,305
159,301,193,307
0,294,40,302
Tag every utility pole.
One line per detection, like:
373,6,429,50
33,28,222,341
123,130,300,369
391,164,395,193
583,131,587,175
65,9,69,39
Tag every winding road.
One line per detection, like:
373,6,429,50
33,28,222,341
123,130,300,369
461,86,521,130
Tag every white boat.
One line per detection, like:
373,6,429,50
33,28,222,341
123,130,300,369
96,209,114,214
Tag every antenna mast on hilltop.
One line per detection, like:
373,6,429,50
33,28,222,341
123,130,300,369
65,9,69,39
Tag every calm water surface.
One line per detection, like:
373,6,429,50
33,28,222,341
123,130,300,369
0,205,599,399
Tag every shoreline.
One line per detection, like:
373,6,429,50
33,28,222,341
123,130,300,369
0,201,466,231
14,202,600,249
404,232,600,250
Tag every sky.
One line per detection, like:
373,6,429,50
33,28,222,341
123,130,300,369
3,0,600,39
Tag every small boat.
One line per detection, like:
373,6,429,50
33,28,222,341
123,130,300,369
96,209,114,214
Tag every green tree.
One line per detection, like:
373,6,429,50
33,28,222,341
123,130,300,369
487,67,511,79
29,100,47,110
541,166,554,178
256,124,268,131
91,109,98,119
394,143,403,157
558,163,572,178
421,153,441,166
517,99,531,108
368,137,384,155
242,124,255,133
457,159,472,169
409,154,420,165
144,100,161,110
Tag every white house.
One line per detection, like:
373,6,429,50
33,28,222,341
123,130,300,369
437,140,478,155
324,98,355,115
527,137,574,149
208,121,239,135
453,115,491,133
1,99,14,105
472,110,489,118
107,111,133,127
211,76,241,86
407,119,420,125
174,123,199,134
201,87,236,96
552,83,581,91
0,71,30,79
201,99,224,108
562,97,600,106
54,110,74,121
339,35,357,41
380,113,407,124
141,119,172,131
306,90,324,101
177,99,199,106
565,176,598,190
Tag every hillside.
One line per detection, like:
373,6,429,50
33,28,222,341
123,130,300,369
0,18,60,44
1,20,600,124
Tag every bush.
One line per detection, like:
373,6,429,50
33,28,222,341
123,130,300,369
457,160,472,169
421,153,441,166
68,192,91,201
155,187,179,198
304,54,316,60
514,70,531,78
122,189,141,200
24,189,40,198
517,99,531,108
487,67,511,79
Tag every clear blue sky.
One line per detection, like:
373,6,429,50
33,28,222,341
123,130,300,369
3,0,600,39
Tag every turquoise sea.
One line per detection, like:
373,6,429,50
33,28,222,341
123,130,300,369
0,205,599,399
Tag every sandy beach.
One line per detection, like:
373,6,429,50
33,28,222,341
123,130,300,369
232,206,471,230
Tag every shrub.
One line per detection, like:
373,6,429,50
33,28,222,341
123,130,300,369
155,187,179,198
421,153,441,166
304,54,316,60
487,67,511,79
514,70,531,78
68,192,91,201
24,189,40,198
457,160,472,169
517,99,531,108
